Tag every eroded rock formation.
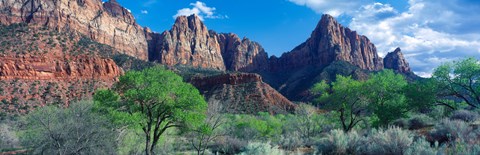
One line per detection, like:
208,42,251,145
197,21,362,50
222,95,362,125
0,55,122,80
269,14,384,72
0,0,148,60
384,48,411,73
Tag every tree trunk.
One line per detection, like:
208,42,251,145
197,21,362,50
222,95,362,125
145,136,151,155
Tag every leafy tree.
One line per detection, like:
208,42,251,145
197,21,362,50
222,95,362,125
312,76,369,132
404,79,456,111
20,101,117,155
365,70,408,126
188,101,225,155
292,103,325,140
94,67,207,155
433,57,480,109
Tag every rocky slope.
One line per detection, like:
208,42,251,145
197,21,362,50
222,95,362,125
384,48,411,73
0,0,148,60
0,24,123,113
190,73,296,114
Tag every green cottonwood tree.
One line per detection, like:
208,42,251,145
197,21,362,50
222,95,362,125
433,57,480,109
94,67,207,155
365,70,409,127
312,75,369,132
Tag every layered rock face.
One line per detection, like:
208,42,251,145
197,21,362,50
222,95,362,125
217,33,269,72
269,14,384,72
150,15,225,70
150,14,270,72
191,73,296,114
0,0,148,60
0,23,125,113
384,48,411,73
0,55,122,80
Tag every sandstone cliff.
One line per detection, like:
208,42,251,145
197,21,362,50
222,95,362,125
0,55,122,80
150,14,270,72
150,15,225,70
0,0,148,60
384,48,411,73
216,33,269,72
269,14,384,72
191,73,296,114
0,23,123,113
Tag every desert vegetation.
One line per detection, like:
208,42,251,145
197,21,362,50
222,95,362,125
1,58,480,155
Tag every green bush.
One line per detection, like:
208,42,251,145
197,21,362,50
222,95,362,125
407,114,434,130
20,101,118,154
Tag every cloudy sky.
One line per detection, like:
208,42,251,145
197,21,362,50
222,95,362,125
112,0,480,77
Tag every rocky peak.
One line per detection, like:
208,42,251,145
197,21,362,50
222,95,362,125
103,0,134,22
150,14,270,71
216,33,269,72
172,14,207,33
384,47,411,73
270,14,383,72
151,14,225,70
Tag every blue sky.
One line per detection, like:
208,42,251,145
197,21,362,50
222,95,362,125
110,0,480,77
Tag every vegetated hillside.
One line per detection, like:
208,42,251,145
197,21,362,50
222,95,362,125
190,73,296,114
0,23,146,113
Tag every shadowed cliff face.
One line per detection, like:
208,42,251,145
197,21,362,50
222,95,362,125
0,0,148,60
384,48,411,74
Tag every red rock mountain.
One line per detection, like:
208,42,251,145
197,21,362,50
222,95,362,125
216,33,269,72
149,15,269,72
190,73,296,114
149,15,225,70
384,48,411,73
269,14,384,72
0,0,417,113
0,0,148,60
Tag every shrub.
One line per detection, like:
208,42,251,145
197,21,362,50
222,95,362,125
316,129,365,155
0,123,20,150
210,136,247,155
408,114,434,130
429,119,477,144
239,142,284,155
392,118,409,129
277,131,304,151
405,138,438,155
20,101,118,154
450,110,479,122
366,127,414,155
438,140,480,155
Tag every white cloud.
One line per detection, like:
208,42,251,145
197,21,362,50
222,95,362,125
288,0,372,17
173,1,226,20
290,0,480,76
348,0,480,75
141,10,148,14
